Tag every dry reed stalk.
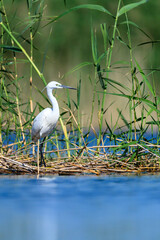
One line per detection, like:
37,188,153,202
0,153,36,173
1,142,160,175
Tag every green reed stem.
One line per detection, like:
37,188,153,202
124,12,137,142
77,77,82,147
0,21,47,86
28,3,34,153
59,117,70,158
98,0,122,145
0,1,26,144
87,73,97,138
28,7,33,113
55,131,60,158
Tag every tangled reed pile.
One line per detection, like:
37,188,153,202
1,143,160,176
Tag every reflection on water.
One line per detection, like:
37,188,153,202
0,175,160,240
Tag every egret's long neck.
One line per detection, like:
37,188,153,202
47,88,60,116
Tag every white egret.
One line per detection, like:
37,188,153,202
32,81,76,167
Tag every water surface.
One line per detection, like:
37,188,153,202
0,175,160,240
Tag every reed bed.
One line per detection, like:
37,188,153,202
1,0,160,175
1,141,160,175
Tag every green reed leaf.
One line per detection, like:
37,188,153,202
77,78,81,107
65,62,92,76
118,0,148,17
0,45,22,52
134,58,155,96
117,108,130,129
120,21,152,40
47,4,113,25
103,77,130,92
105,92,160,114
91,26,98,65
137,40,160,47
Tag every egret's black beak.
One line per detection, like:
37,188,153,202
61,85,77,90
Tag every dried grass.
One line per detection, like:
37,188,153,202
1,144,160,176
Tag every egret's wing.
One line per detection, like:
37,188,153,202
31,108,58,142
31,108,50,141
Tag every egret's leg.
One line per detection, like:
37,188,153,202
40,137,46,167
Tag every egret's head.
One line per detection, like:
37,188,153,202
47,81,63,89
42,81,76,92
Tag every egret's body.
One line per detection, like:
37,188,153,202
32,107,59,141
32,81,76,167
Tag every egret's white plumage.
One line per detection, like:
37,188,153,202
32,81,76,167
32,83,60,142
32,107,59,142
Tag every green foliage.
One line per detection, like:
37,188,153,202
118,0,148,17
47,4,113,25
1,0,160,164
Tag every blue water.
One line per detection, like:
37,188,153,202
1,175,160,240
3,131,158,158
